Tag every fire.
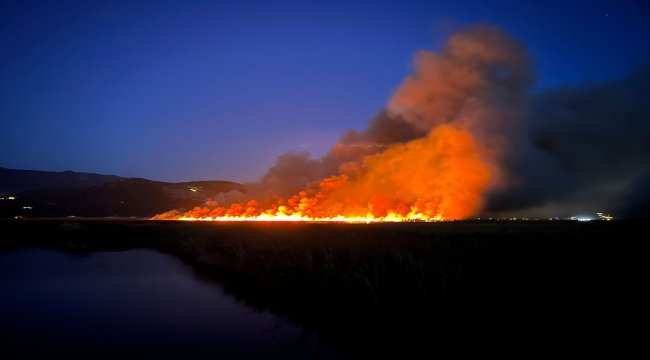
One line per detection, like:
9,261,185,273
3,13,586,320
152,26,530,223
177,214,434,223
154,125,491,222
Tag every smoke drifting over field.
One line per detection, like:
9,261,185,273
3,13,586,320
156,25,650,220
523,61,650,218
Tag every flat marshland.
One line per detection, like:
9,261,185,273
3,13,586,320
0,219,644,356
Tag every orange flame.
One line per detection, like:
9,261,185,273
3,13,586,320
153,125,491,222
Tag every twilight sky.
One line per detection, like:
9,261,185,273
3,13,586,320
1,0,649,183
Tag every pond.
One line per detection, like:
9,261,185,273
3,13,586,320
0,248,343,359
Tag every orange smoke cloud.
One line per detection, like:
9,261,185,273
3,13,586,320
153,25,532,222
312,125,491,219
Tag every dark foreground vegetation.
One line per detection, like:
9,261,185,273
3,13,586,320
1,219,645,357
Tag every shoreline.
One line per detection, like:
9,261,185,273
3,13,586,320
1,219,644,356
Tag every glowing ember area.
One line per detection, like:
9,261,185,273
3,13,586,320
178,214,433,223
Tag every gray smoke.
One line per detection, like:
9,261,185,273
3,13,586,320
213,110,425,205
494,61,650,218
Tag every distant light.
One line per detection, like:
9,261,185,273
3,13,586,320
8,196,15,200
574,215,595,221
596,213,613,221
22,206,32,209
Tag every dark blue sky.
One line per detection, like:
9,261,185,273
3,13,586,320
1,0,648,183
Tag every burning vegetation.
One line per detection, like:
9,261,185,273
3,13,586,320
154,25,534,222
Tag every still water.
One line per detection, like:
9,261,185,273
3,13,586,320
0,248,342,359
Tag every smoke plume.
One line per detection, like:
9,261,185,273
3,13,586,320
155,25,650,220
506,61,650,218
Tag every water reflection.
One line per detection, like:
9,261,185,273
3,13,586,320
0,248,342,359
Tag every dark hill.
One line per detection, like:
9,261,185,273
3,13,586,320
0,168,244,218
0,167,121,194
